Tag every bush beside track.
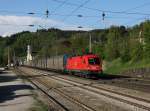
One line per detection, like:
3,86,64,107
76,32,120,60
104,58,150,78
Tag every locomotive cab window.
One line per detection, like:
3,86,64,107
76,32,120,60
88,58,100,65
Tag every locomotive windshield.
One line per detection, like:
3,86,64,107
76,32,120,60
88,58,100,65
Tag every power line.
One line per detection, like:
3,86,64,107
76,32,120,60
90,19,102,28
0,10,143,20
50,0,91,28
49,0,69,16
61,0,91,22
48,13,138,19
121,2,150,27
37,13,148,20
122,2,150,12
45,0,49,10
0,1,148,29
0,10,44,16
43,0,69,18
0,23,34,27
0,10,27,14
124,16,149,26
51,0,150,16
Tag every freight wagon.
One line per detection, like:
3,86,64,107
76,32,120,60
24,53,103,77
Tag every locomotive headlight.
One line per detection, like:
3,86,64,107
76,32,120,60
87,65,91,70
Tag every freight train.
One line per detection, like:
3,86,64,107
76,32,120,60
23,53,103,77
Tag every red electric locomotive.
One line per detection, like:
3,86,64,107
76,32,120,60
65,54,102,76
24,51,102,77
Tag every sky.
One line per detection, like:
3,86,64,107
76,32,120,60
0,0,150,37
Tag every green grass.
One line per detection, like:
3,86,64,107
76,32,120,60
28,92,49,111
104,58,150,75
29,100,48,111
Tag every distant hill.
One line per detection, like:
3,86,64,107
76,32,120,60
0,21,150,73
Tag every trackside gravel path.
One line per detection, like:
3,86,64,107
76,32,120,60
0,70,34,111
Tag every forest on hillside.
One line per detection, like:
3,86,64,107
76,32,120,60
0,20,150,72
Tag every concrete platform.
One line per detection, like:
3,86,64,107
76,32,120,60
0,70,34,111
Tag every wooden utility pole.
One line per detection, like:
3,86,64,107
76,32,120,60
89,33,92,53
8,47,10,68
139,30,145,45
13,50,16,66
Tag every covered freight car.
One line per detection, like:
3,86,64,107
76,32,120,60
23,53,103,76
25,55,65,72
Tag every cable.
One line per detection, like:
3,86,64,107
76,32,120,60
51,0,150,16
50,0,91,28
49,0,69,16
50,13,100,18
61,0,91,22
90,19,102,28
0,1,149,23
124,16,149,26
122,2,150,12
0,23,34,27
0,10,132,18
0,10,143,20
0,10,27,14
0,10,44,16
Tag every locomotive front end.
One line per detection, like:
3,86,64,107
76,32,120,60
87,56,103,73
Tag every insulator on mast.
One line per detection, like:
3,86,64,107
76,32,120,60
46,9,49,18
102,12,105,20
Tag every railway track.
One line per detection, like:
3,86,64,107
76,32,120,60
96,78,150,93
15,69,69,111
15,68,97,111
16,67,150,111
29,67,150,111
25,66,150,87
30,67,150,93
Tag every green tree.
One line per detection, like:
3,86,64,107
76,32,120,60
105,26,122,60
120,37,131,62
143,20,150,59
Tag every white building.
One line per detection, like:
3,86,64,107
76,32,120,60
27,45,32,62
